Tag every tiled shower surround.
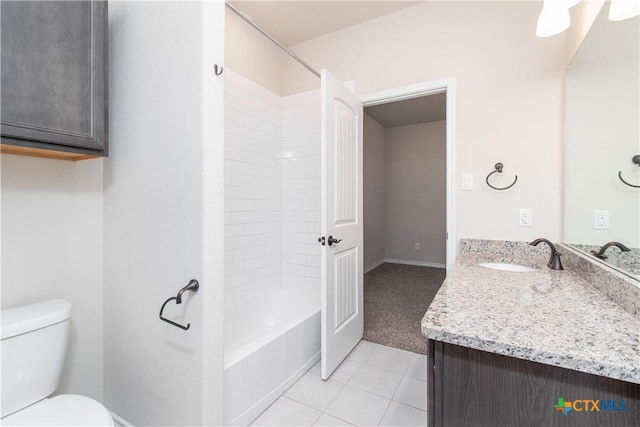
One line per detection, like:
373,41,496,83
224,70,321,304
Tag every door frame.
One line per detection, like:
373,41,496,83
359,77,457,272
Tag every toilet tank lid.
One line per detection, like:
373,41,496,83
1,299,71,340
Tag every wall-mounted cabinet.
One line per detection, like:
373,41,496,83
1,1,108,160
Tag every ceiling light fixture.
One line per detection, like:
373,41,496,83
536,0,571,37
609,0,640,21
536,0,639,38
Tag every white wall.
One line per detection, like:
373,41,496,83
564,12,639,246
105,2,224,425
284,1,566,243
566,0,606,65
1,155,104,402
225,7,286,96
384,121,446,265
363,113,385,269
224,7,318,97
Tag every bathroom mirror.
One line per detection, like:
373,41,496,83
564,6,639,281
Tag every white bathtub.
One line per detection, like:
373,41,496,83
223,287,321,426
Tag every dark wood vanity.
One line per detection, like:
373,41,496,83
422,239,640,427
427,340,640,427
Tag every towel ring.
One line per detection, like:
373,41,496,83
486,162,518,191
618,155,640,188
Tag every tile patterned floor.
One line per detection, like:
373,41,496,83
251,340,428,426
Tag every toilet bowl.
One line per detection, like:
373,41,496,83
2,395,114,426
0,299,113,426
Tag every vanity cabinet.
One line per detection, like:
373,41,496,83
427,340,639,427
1,1,108,160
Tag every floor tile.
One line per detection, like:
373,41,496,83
313,413,354,426
393,376,427,411
347,364,403,398
379,401,428,426
251,397,321,426
324,385,390,427
405,354,427,381
252,343,429,427
309,361,321,376
285,372,344,411
328,359,361,383
345,340,377,363
309,358,361,383
362,344,413,374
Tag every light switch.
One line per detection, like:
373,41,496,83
461,173,473,190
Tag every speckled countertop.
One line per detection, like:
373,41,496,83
569,243,640,280
421,239,640,385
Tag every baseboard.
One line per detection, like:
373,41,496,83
111,411,134,427
364,259,385,273
229,351,321,426
383,258,446,269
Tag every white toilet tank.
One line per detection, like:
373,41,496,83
1,299,71,418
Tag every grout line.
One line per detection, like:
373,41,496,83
264,344,424,427
281,364,348,426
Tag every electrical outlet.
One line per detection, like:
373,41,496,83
594,210,610,229
461,174,473,190
519,209,533,227
414,243,420,250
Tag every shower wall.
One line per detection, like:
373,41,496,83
281,92,321,289
224,69,320,305
225,70,282,304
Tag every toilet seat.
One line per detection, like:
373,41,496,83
1,394,114,426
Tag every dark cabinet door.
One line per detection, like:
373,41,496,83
428,340,640,427
1,0,108,157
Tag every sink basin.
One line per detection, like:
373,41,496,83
478,262,538,272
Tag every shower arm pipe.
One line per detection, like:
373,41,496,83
225,2,321,79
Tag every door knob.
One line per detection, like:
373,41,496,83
328,236,342,246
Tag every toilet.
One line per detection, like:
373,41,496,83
1,299,114,426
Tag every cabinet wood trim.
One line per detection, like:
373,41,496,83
1,144,98,161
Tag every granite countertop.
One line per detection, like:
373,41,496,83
421,239,640,385
569,243,640,280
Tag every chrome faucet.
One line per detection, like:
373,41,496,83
591,242,631,260
529,238,564,270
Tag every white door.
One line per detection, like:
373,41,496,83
320,69,364,380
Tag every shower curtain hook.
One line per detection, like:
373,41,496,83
214,64,224,76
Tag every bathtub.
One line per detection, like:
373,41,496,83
223,287,321,426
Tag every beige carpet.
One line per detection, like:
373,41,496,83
364,262,446,354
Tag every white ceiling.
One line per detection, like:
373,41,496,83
365,93,447,128
228,1,421,46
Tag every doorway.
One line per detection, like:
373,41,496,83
360,80,456,354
